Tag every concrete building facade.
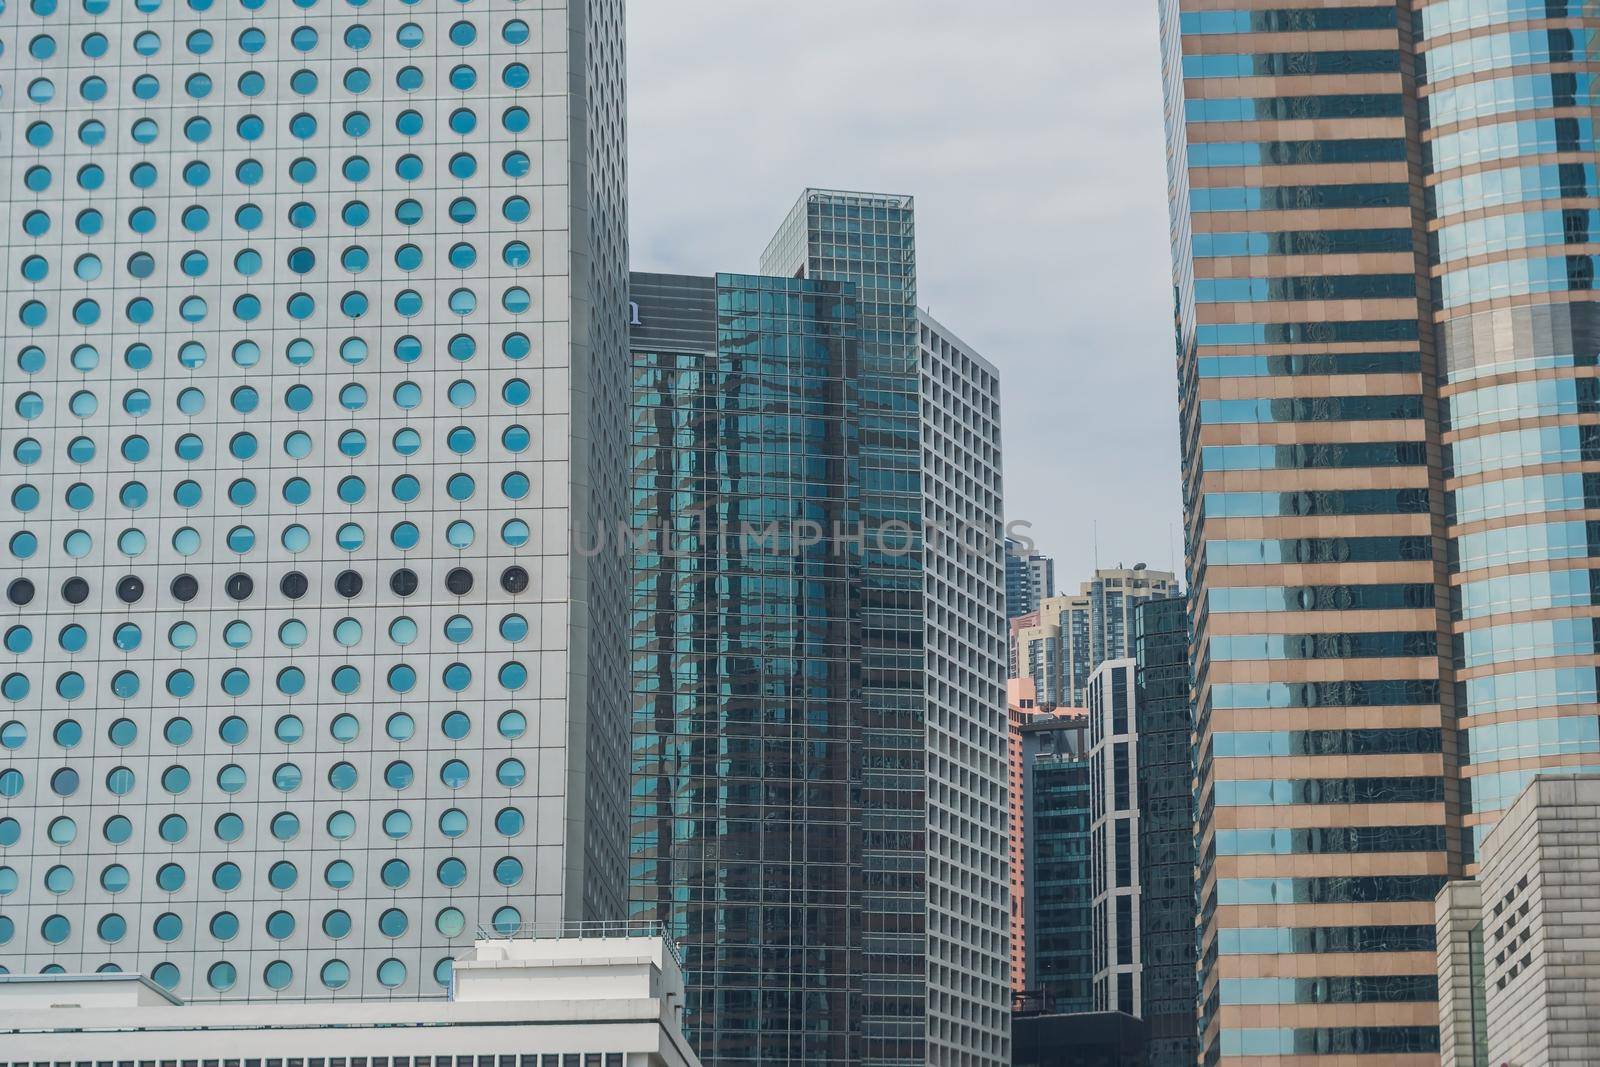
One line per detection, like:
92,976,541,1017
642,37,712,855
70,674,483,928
0,0,630,1003
1435,774,1600,1066
916,309,1012,1067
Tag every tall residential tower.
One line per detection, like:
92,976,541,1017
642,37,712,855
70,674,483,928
0,0,630,1001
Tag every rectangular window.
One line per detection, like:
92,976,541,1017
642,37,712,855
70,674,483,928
1116,820,1132,887
1117,896,1134,965
1114,744,1131,810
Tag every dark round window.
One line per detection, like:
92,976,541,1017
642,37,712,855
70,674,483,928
279,571,309,600
225,573,254,601
335,570,364,599
445,568,474,596
170,574,199,602
6,579,34,606
61,577,90,604
389,568,418,597
501,566,529,594
115,575,144,604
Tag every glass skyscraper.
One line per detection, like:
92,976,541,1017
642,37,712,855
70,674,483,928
1132,596,1195,1067
627,270,863,1064
1162,1,1600,1062
0,0,630,1001
760,193,935,1066
763,191,1010,1065
1015,711,1092,1014
626,193,1010,1067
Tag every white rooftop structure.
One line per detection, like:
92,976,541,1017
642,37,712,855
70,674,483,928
0,931,700,1067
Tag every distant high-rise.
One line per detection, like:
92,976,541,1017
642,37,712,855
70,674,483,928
1088,659,1141,1017
0,0,630,1000
1009,691,1093,1014
1005,538,1055,620
1133,597,1197,1067
1011,567,1175,709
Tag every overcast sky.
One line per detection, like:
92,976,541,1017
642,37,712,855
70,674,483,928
626,1,1182,588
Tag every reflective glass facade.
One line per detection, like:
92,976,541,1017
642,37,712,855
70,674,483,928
0,0,630,1001
627,271,861,1065
1018,714,1092,1013
630,194,1010,1067
1420,2,1600,864
761,190,932,1065
1134,597,1197,1067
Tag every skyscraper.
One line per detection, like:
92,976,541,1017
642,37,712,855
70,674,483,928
1012,566,1176,709
1159,0,1600,1060
1087,659,1141,1018
1132,596,1196,1067
627,270,862,1064
917,309,1012,1065
1005,537,1055,620
627,192,1009,1067
1011,700,1093,1014
0,0,630,1000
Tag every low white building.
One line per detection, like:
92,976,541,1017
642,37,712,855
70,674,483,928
0,930,700,1067
1435,773,1600,1066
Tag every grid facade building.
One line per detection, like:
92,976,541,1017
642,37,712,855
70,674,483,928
0,0,630,1002
1132,596,1196,1067
1088,659,1140,1018
1015,568,1175,711
626,270,863,1065
917,310,1011,1065
760,188,932,1065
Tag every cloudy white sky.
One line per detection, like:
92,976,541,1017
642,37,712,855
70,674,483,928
626,1,1182,587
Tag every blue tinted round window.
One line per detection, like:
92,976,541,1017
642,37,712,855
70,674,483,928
213,862,242,891
210,911,240,939
325,860,353,889
263,961,293,990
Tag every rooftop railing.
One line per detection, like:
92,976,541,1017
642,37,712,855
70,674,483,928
474,919,683,969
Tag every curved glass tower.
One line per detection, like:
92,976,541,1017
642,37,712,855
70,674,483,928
1422,2,1600,862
